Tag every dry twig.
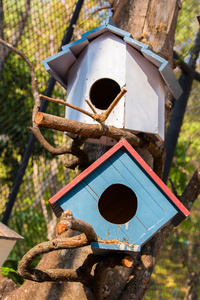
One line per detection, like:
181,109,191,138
39,88,127,124
0,38,40,123
18,209,135,293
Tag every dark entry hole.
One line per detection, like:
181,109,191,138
98,184,137,225
89,78,121,110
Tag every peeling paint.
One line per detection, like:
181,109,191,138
119,243,126,250
125,222,129,230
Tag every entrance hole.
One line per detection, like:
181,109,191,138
98,184,137,225
89,78,121,110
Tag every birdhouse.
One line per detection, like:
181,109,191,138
49,139,189,255
43,18,182,144
0,222,24,267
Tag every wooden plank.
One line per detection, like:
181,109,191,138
133,214,175,246
58,182,130,242
114,150,177,215
84,170,148,244
121,140,190,217
108,151,164,214
91,242,141,255
49,140,125,205
84,155,160,235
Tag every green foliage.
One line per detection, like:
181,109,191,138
1,267,17,277
1,259,24,285
175,0,199,61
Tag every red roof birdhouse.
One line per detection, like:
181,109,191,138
49,139,189,255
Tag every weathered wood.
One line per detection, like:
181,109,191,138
112,0,181,65
33,111,166,176
17,210,97,284
34,111,140,143
122,255,135,268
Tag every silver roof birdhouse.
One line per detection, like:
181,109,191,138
43,18,182,144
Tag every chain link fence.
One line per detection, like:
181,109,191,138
0,0,111,254
0,0,199,298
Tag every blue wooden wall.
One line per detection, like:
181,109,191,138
58,147,178,249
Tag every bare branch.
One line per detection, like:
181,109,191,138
18,210,97,284
0,38,40,123
28,126,72,155
197,15,200,26
39,88,127,125
168,177,180,198
33,112,165,175
34,112,141,145
97,88,127,123
18,209,134,290
28,126,88,167
85,99,97,114
174,50,200,82
39,94,95,120
56,209,98,242
0,0,31,75
17,233,91,284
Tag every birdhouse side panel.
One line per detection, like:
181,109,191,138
65,47,88,122
84,33,126,128
0,239,16,267
80,153,169,245
110,150,180,245
58,179,130,242
82,165,148,243
125,45,165,140
156,75,166,139
114,149,179,216
66,32,126,128
107,151,178,227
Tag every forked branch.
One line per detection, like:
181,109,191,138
34,111,165,176
39,88,127,124
18,209,135,296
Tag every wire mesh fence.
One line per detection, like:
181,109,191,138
0,0,199,298
0,0,111,259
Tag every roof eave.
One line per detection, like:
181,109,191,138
43,22,182,99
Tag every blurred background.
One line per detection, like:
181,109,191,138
0,0,199,298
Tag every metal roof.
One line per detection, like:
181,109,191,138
43,18,182,99
0,222,24,241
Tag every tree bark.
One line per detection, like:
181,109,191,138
112,0,181,65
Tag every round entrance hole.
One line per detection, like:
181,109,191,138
89,78,121,110
98,184,137,225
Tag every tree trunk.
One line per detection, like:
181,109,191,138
1,1,191,299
